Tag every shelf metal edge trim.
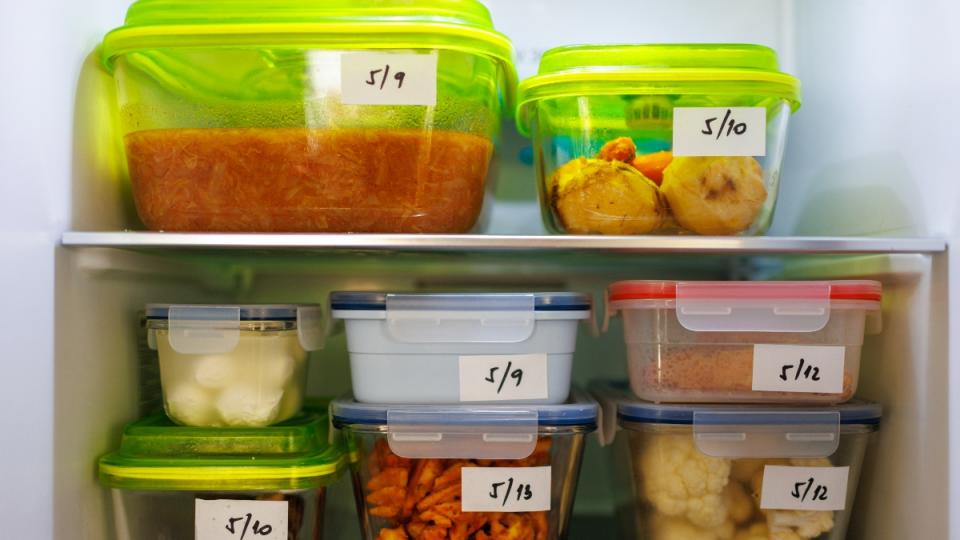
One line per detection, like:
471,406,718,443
60,232,947,254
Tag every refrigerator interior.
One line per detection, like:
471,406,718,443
0,0,957,539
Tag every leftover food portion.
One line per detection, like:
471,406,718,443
157,330,306,427
548,137,766,235
635,435,837,540
550,158,664,235
125,128,493,233
632,346,855,402
661,156,766,236
365,438,551,540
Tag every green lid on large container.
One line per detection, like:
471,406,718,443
517,44,800,136
98,410,345,491
101,0,515,80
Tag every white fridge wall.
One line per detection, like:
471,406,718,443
0,1,955,539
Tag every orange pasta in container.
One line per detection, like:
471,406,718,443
331,394,597,540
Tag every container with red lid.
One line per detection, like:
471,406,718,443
604,281,882,404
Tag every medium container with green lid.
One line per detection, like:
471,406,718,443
99,411,345,539
100,0,516,233
517,44,801,236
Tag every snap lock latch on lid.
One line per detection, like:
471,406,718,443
168,305,242,355
385,407,539,460
692,410,841,458
676,281,833,333
385,293,537,344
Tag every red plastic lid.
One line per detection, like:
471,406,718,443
608,280,882,303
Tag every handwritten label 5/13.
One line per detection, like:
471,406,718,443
760,466,850,511
196,499,288,540
752,344,846,394
461,466,552,512
672,107,766,157
340,51,438,106
458,353,549,402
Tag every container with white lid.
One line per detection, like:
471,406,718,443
604,281,882,404
331,292,593,404
592,381,881,540
331,392,597,540
146,304,325,427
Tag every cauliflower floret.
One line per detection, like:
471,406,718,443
770,529,804,540
649,514,734,540
725,482,755,525
639,434,732,528
767,510,834,539
733,522,770,540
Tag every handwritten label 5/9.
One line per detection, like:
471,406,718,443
760,466,849,511
672,107,766,157
461,466,552,512
340,52,438,106
752,344,846,394
195,499,288,540
458,353,549,402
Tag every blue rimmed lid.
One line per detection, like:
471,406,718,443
146,303,316,321
329,292,592,312
618,398,882,426
331,392,597,428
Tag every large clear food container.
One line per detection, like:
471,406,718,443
100,0,516,233
516,44,800,236
99,410,345,540
593,382,881,540
331,393,598,540
330,292,592,404
145,304,325,427
605,281,882,404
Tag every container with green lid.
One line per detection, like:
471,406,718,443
99,411,345,539
517,44,801,237
100,0,516,233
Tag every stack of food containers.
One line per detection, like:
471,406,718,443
99,304,345,539
595,280,884,540
330,292,599,539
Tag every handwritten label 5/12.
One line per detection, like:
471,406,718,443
760,466,850,511
340,52,438,106
195,499,287,540
461,466,552,512
752,344,846,394
458,353,549,402
672,107,766,157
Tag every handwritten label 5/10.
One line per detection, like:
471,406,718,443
672,107,766,157
461,466,552,512
340,52,438,106
458,353,549,402
195,499,288,540
752,344,846,394
760,466,850,511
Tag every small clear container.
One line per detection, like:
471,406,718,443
605,281,882,404
100,0,516,233
592,382,881,540
145,304,325,427
331,392,598,540
330,292,593,404
516,44,800,236
99,410,345,540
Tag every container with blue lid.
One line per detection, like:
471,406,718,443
330,291,593,404
332,391,597,539
145,303,325,428
591,381,881,540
